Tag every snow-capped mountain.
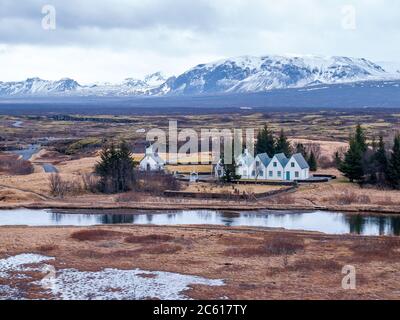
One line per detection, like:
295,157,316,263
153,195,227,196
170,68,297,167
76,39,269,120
0,56,398,97
0,77,81,96
78,72,168,96
163,55,396,95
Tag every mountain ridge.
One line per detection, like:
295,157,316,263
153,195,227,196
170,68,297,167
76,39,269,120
0,55,398,97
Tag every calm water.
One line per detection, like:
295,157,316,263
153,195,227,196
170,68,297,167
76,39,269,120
0,209,400,236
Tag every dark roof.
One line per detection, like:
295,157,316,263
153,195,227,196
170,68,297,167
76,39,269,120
256,153,271,167
292,153,310,169
274,153,289,167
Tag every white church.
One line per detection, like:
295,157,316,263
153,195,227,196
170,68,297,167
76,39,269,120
215,149,310,181
139,144,166,171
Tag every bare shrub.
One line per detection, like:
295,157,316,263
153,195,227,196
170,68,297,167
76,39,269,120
305,143,321,161
319,155,335,169
0,154,34,175
288,258,341,272
36,244,59,252
136,171,180,195
264,234,305,256
71,229,127,241
115,192,143,203
376,196,394,205
49,173,67,198
81,173,99,193
49,173,84,198
224,234,304,257
125,234,175,244
351,238,400,261
330,190,371,205
272,193,296,205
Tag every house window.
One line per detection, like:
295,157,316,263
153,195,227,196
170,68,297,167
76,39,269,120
273,162,277,167
256,161,260,166
295,171,299,178
252,170,256,177
291,162,295,168
269,171,273,177
278,171,281,177
259,171,264,177
218,170,222,176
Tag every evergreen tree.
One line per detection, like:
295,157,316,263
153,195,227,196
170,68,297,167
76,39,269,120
387,134,400,189
355,124,368,153
373,136,388,183
221,152,241,183
334,151,342,168
296,143,308,159
95,141,136,193
308,151,318,172
340,137,364,183
275,129,292,156
256,125,275,156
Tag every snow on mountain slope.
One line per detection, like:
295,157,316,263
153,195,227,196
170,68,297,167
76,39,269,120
0,56,398,97
165,55,395,95
0,77,81,96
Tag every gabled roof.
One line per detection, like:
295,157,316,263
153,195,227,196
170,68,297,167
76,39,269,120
273,153,289,167
237,150,254,166
256,153,271,167
291,153,310,169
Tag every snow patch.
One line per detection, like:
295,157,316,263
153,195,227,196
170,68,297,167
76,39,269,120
0,254,224,300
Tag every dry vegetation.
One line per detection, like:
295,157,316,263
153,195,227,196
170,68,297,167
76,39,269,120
0,154,34,175
1,225,400,299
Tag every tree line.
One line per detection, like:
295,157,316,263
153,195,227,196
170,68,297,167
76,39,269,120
256,125,317,171
339,124,400,189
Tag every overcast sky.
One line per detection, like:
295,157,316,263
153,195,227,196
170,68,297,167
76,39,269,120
0,0,399,84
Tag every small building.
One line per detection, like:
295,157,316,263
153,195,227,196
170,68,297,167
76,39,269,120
265,153,289,181
215,150,310,181
214,159,224,179
285,153,310,180
139,144,166,171
249,153,271,180
236,149,255,179
189,172,199,183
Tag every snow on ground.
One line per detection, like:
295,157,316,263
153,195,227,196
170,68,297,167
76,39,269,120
0,254,224,300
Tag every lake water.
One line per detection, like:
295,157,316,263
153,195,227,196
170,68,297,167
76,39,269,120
1,209,399,236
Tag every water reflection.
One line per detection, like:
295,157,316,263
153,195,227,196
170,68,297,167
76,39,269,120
1,209,399,236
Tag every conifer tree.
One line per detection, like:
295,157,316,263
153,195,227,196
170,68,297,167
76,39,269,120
308,151,318,172
374,136,388,183
387,134,400,189
95,141,136,193
275,129,292,156
340,137,364,183
256,125,275,157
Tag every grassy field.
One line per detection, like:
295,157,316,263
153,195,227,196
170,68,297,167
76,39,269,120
1,225,400,299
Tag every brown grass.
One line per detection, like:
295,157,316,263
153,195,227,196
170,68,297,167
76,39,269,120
350,238,400,261
0,154,34,175
70,229,127,242
225,234,304,257
124,234,175,244
35,244,59,252
288,258,342,272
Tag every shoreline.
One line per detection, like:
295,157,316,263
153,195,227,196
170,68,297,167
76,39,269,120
1,201,400,216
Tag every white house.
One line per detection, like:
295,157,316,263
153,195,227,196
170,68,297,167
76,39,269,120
139,144,166,171
265,153,288,181
215,151,310,181
236,149,255,179
285,153,310,180
249,153,271,180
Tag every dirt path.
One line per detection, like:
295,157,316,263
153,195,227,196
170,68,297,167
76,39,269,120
0,184,53,201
